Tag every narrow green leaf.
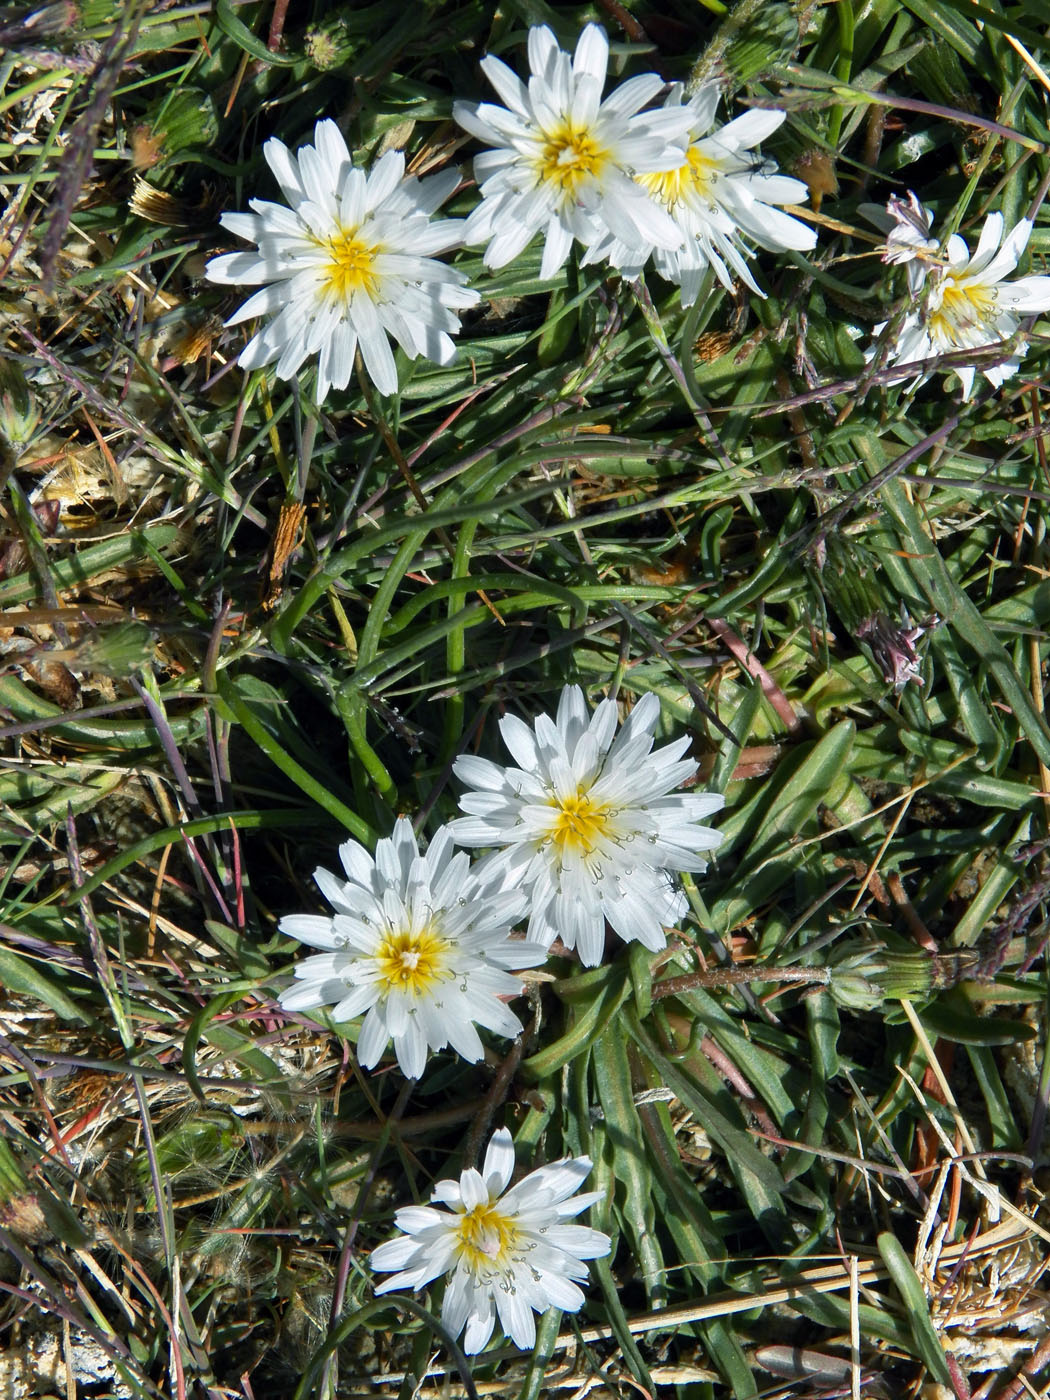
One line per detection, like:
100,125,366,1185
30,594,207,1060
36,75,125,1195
0,523,181,607
64,808,320,902
877,1231,953,1384
710,677,764,792
628,943,653,1020
784,992,837,1183
713,721,856,930
520,968,630,1081
213,0,296,64
877,478,1050,769
920,999,1037,1047
636,1101,725,1286
217,676,375,842
965,1044,1022,1149
183,990,245,1103
951,814,1029,947
0,946,91,1024
627,1012,790,1235
593,1028,665,1305
590,1252,654,1384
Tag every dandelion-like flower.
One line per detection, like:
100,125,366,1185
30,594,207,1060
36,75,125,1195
872,211,1050,399
859,190,937,294
588,84,816,302
205,119,478,402
370,1126,611,1353
451,685,723,966
452,23,693,281
277,819,545,1080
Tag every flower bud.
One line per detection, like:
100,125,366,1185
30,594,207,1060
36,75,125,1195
0,360,39,455
829,936,935,1011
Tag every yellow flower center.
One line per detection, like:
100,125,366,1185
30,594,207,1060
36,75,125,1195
454,1201,519,1270
641,146,721,209
928,279,998,346
322,229,379,300
374,926,449,996
537,122,609,197
548,790,612,858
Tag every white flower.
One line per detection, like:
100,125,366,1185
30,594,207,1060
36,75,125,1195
587,84,816,302
450,686,723,966
872,212,1050,399
859,190,937,294
370,1126,611,1353
277,819,546,1080
205,119,479,402
452,23,692,281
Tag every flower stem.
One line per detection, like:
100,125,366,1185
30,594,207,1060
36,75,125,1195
653,965,830,1001
629,276,733,474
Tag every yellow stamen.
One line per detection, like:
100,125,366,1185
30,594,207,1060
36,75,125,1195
455,1202,519,1269
375,926,449,996
548,790,611,857
928,279,998,346
641,146,721,209
537,121,609,197
322,229,379,300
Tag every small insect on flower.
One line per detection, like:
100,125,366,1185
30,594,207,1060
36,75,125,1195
370,1126,611,1353
453,23,693,281
451,685,724,967
277,819,546,1081
588,83,817,303
205,119,478,403
870,210,1050,399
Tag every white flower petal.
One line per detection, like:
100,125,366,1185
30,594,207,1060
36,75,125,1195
277,914,341,949
482,1127,516,1193
205,119,475,403
372,1128,611,1353
454,21,700,273
540,217,575,280
496,1285,537,1350
572,24,608,84
206,248,269,285
967,210,1005,275
476,55,530,116
998,274,1050,312
622,84,814,302
871,208,1047,397
454,686,723,966
278,819,542,1078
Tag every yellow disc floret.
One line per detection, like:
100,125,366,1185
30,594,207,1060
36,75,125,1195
641,146,721,210
375,925,450,996
454,1201,520,1271
548,790,612,858
928,279,998,347
322,229,380,300
537,121,610,198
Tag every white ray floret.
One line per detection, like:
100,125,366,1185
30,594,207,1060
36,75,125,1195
277,819,545,1080
587,84,816,303
871,211,1050,400
206,119,478,402
453,23,693,281
371,1126,611,1353
451,685,724,967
